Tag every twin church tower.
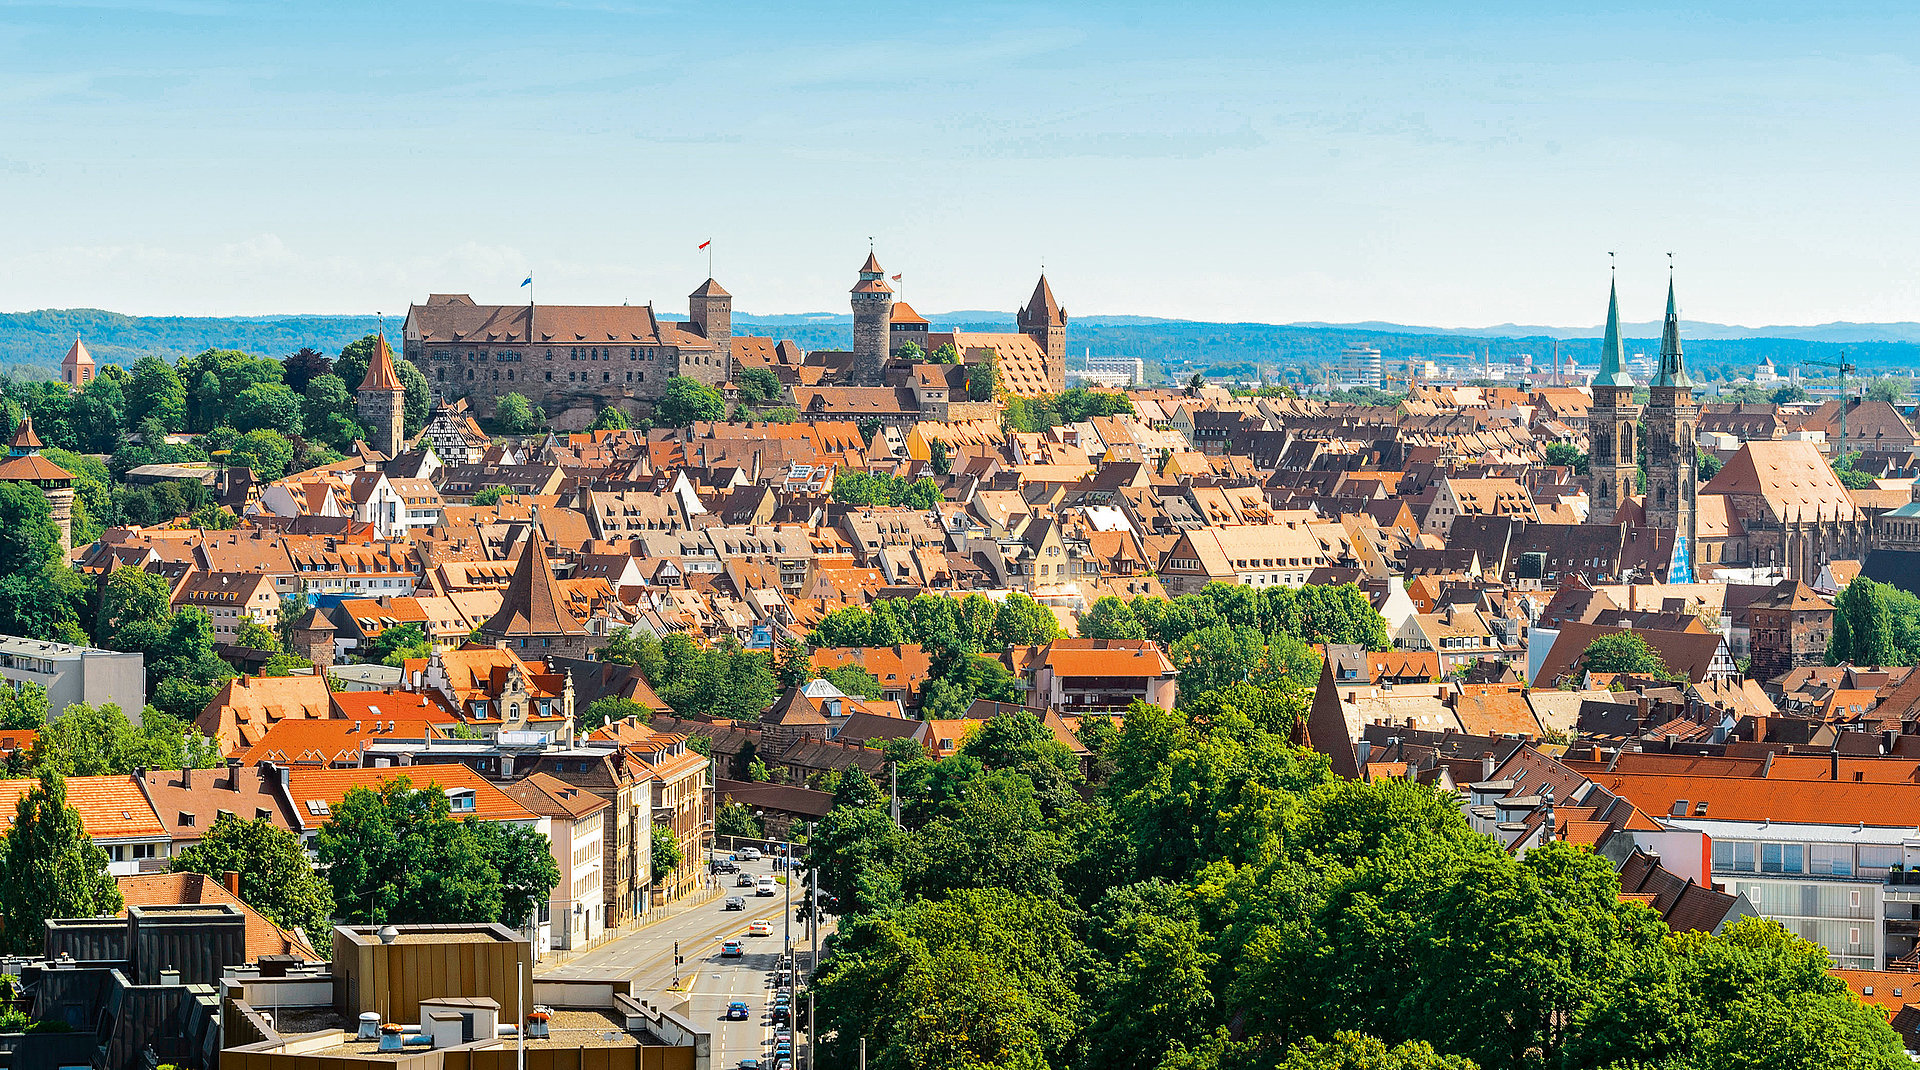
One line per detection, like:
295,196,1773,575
1587,274,1699,579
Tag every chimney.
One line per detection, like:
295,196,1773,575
1832,749,1841,781
227,757,243,790
1480,754,1495,781
1539,784,1555,844
223,871,240,897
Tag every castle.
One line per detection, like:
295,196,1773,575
403,257,1071,426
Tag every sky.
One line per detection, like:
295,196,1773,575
2,1,1919,328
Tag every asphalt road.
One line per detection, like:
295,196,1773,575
539,856,832,1069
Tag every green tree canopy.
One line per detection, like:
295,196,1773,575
1577,632,1681,681
492,393,546,435
588,405,629,431
170,813,335,949
656,376,725,427
0,770,123,953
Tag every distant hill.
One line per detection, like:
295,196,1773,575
3,306,1916,385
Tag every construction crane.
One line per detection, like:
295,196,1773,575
1802,350,1855,456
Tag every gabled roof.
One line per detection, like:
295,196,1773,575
485,515,583,636
1700,440,1861,523
689,277,730,298
118,872,321,961
285,765,537,824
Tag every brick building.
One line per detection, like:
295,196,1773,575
1747,580,1835,683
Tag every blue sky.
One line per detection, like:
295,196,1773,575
2,1,1918,328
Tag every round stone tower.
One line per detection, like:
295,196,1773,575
850,252,894,386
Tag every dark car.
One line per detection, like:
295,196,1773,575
771,1006,790,1024
726,1001,749,1021
724,896,746,911
711,859,738,874
737,873,758,887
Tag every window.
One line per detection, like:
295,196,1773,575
1761,842,1804,874
1811,844,1853,876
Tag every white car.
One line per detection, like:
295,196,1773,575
747,919,773,936
756,876,777,896
737,847,763,861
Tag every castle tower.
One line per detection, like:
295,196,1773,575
850,252,894,386
688,278,733,378
60,338,95,392
1644,277,1699,581
1586,277,1640,525
1017,274,1067,363
0,416,74,548
356,333,407,460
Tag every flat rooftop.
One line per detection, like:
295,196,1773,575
301,1009,638,1059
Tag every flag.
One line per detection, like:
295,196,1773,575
698,240,712,250
521,275,532,288
891,274,902,281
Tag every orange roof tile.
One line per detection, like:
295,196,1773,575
0,775,165,839
285,766,537,822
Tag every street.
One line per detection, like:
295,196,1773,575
539,854,834,1069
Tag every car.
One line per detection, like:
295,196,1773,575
773,1029,791,1045
737,847,763,861
737,1060,761,1070
747,919,773,936
738,873,758,887
721,940,743,958
771,1006,790,1024
726,1001,749,1021
711,859,738,874
724,896,746,911
756,876,778,897
773,993,790,1007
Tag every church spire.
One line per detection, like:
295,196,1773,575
1594,277,1635,387
1652,276,1694,389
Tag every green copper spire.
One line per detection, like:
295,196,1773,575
1594,277,1635,388
1652,276,1694,389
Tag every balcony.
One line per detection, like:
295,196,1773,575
1887,870,1920,887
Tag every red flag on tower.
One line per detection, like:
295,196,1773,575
698,239,712,250
890,274,901,281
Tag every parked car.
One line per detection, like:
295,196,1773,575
724,896,746,911
756,876,777,897
726,1001,749,1021
738,1060,761,1070
737,847,763,861
747,919,773,936
771,1006,790,1024
738,873,758,887
721,940,743,958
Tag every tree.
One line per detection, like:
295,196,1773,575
993,593,1062,647
316,777,516,924
656,376,725,427
0,682,47,730
362,623,430,667
929,342,960,364
1830,578,1901,666
229,428,296,480
230,382,304,437
0,482,87,642
966,356,1000,402
1079,596,1146,640
29,702,220,777
97,565,173,648
170,813,335,949
1832,451,1877,490
0,770,123,953
588,405,629,432
737,368,783,405
396,358,430,438
190,502,243,530
282,346,332,395
126,356,187,431
1187,372,1206,393
821,665,883,700
928,438,950,477
471,486,512,506
492,393,545,435
584,694,648,730
235,619,280,651
1867,376,1912,404
1543,442,1589,475
1697,448,1723,480
1577,632,1680,681
302,374,363,452
715,799,764,840
649,823,682,884
468,819,561,928
893,341,925,364
1772,384,1810,404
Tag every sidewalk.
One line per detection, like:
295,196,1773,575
534,879,727,970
